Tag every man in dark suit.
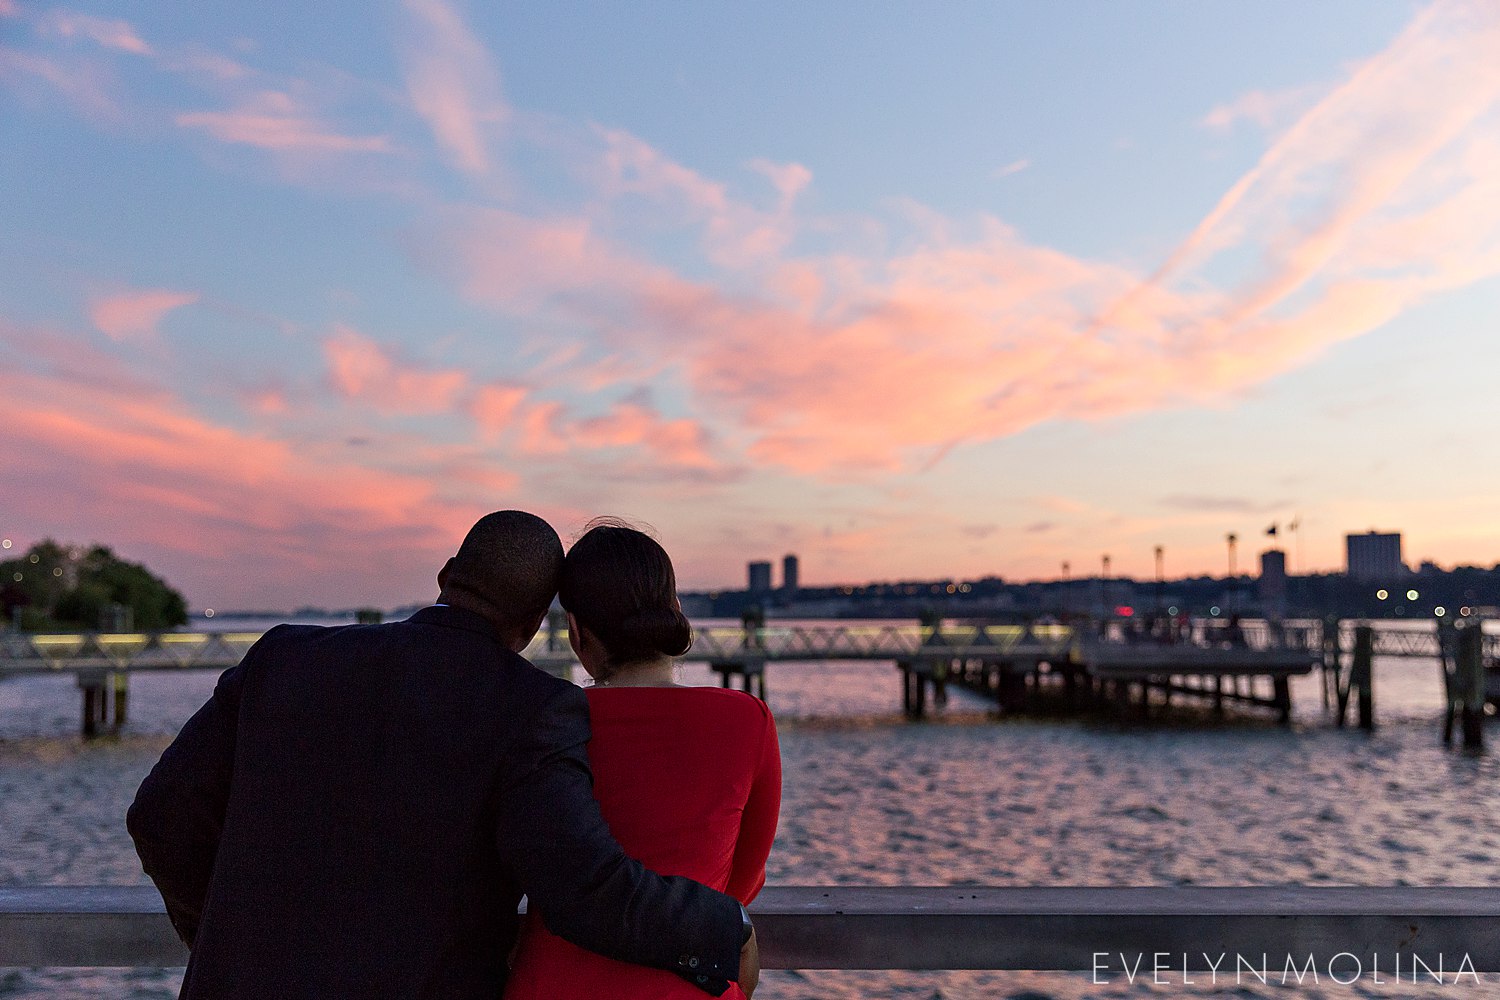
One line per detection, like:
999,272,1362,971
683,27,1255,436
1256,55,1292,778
127,510,756,999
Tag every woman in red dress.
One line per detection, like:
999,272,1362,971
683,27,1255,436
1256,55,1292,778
505,520,781,1000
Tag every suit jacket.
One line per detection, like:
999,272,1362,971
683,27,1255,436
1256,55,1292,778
127,605,742,999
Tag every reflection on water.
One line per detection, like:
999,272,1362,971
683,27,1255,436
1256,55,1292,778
2,652,1498,997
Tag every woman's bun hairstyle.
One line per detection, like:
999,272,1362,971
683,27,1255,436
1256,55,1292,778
560,517,693,667
614,605,694,661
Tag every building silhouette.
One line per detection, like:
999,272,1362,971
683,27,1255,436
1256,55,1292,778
1258,549,1287,615
1346,531,1403,581
782,554,799,597
747,560,773,595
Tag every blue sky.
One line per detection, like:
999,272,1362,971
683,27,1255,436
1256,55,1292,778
2,0,1498,608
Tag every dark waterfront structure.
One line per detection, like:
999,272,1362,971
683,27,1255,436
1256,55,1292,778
747,560,773,595
782,554,799,597
1346,530,1404,581
690,560,1500,622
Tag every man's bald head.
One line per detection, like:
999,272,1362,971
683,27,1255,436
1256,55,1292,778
437,511,564,649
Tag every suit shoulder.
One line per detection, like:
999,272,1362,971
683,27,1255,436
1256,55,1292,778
502,653,582,709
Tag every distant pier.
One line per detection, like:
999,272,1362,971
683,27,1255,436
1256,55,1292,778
1,616,1496,741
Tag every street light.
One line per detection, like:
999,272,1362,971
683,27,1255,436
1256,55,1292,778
1154,545,1165,613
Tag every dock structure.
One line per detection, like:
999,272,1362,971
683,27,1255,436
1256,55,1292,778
916,621,1318,724
2,618,1496,736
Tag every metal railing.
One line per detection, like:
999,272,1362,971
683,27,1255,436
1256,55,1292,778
3,886,1499,972
3,620,1493,677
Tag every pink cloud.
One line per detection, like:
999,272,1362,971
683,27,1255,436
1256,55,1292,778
598,127,728,213
412,206,672,311
0,362,475,607
748,159,813,206
1200,85,1321,132
0,45,119,120
38,11,152,56
397,0,507,175
0,0,19,18
570,396,719,471
991,158,1030,180
322,325,469,414
427,16,1500,480
0,318,567,606
594,129,805,269
470,382,529,440
88,289,198,341
516,400,568,455
176,90,391,153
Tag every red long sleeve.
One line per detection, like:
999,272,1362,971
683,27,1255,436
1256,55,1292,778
725,708,781,904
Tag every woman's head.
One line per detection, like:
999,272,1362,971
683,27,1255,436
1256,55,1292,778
560,518,693,679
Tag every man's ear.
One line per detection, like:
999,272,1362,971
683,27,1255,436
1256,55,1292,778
437,558,455,593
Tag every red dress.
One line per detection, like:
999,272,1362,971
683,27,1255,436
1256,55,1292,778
504,686,782,1000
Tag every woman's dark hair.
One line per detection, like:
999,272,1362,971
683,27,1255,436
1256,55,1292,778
560,517,693,671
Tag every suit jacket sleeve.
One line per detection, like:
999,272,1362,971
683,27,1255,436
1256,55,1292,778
493,683,743,996
125,639,255,946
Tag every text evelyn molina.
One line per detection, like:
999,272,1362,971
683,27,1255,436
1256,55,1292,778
1093,952,1481,987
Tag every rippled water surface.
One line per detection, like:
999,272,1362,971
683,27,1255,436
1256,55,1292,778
3,646,1499,997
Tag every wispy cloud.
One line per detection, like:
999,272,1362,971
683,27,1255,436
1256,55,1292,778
1159,495,1290,515
176,90,392,153
1113,0,1500,335
322,325,468,414
0,45,120,120
1200,84,1321,132
395,5,1498,479
0,319,485,607
992,158,1030,179
396,0,506,175
37,10,152,56
89,289,199,341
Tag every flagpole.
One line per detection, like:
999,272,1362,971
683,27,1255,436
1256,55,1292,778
1289,516,1302,574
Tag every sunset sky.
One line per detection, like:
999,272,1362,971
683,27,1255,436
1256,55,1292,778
4,1,1500,610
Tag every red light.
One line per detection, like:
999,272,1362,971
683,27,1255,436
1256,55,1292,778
1115,606,1134,617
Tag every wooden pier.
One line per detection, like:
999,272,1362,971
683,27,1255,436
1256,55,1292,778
900,624,1316,723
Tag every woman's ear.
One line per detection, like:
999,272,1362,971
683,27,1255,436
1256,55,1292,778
566,612,586,657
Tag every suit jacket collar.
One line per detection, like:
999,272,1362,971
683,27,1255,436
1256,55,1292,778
407,604,500,639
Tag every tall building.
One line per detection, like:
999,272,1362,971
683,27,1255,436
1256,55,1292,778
747,560,773,595
782,554,799,596
1346,531,1403,581
1258,549,1287,609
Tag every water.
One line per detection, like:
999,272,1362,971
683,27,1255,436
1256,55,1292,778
3,625,1498,998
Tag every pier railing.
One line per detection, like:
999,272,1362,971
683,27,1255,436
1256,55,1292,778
4,885,1499,972
0,623,1082,674
4,619,1491,677
5,618,1494,740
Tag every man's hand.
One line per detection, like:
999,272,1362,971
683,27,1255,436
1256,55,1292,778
738,926,759,998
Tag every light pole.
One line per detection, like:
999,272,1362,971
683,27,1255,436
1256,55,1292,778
1154,545,1164,613
1226,533,1238,578
1100,554,1110,617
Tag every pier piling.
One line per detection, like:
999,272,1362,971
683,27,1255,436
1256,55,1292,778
1454,623,1485,751
1352,625,1374,731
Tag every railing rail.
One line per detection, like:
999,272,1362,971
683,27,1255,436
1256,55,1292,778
4,886,1500,971
8,620,1493,676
